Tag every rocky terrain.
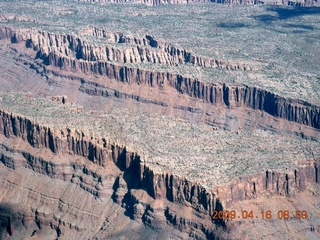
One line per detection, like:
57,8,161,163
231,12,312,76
0,0,320,239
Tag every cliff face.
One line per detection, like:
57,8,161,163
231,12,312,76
2,26,249,71
1,2,320,238
1,109,319,223
0,109,224,239
215,161,319,207
1,24,320,238
1,26,319,130
38,56,320,130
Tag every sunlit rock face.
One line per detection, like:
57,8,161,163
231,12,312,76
0,1,320,239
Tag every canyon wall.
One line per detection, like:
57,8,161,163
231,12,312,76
0,26,249,70
0,108,224,238
1,3,320,238
0,109,319,217
0,26,320,237
0,26,319,130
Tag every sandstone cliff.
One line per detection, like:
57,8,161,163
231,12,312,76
1,2,320,239
0,26,250,71
0,109,319,239
0,108,223,239
0,26,319,131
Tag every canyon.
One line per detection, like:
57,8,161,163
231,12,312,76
0,1,320,239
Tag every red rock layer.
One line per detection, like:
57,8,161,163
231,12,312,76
1,110,319,218
0,27,318,130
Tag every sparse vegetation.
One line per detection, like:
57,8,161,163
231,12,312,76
0,0,319,103
1,91,319,188
0,0,319,188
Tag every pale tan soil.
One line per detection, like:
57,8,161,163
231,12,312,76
1,1,320,103
1,91,319,188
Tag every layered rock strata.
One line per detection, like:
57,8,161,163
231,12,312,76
0,108,224,239
0,26,251,71
1,14,320,239
0,26,319,131
0,109,319,239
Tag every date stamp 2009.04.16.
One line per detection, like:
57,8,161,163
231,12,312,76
212,210,309,220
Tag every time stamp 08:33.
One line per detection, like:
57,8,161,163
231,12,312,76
212,210,309,220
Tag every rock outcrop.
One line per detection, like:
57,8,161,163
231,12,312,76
0,26,251,71
1,0,320,238
0,108,225,239
0,26,319,131
0,108,319,239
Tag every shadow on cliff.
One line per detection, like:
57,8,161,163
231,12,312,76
0,203,59,239
110,148,145,220
0,204,25,240
254,6,320,23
